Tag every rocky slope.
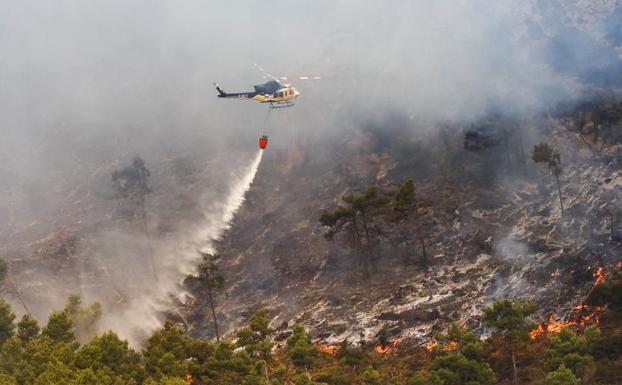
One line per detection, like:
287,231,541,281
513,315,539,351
184,98,622,349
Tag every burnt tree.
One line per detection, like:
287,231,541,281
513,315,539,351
112,157,158,280
394,178,431,266
532,142,564,217
198,252,225,341
320,185,390,274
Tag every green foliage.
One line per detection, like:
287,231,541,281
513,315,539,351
0,257,7,282
532,142,558,165
483,300,536,344
410,370,443,385
65,294,102,343
161,377,189,385
544,327,599,380
343,185,391,217
537,364,579,385
376,325,391,347
532,142,564,214
142,321,191,379
0,298,16,345
360,367,381,385
75,331,145,383
16,314,39,342
434,324,485,362
319,206,355,228
287,325,320,369
314,365,350,385
236,309,274,359
321,185,390,244
430,352,496,385
588,270,622,309
292,372,327,385
112,157,151,200
394,178,416,213
335,339,364,367
198,253,225,290
0,374,16,385
42,311,75,343
0,294,619,385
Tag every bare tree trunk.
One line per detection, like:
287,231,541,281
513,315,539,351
517,128,528,176
361,212,371,242
553,165,564,217
351,217,361,245
140,204,158,282
7,275,31,316
264,361,270,383
511,345,518,385
502,127,512,173
206,285,220,342
419,237,427,265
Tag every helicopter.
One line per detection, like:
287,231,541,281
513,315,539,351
213,79,302,109
214,63,320,108
214,66,319,149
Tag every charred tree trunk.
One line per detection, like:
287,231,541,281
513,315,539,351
361,212,371,242
140,203,158,282
206,284,220,342
502,127,512,173
419,236,427,265
511,345,518,385
351,217,362,245
553,164,564,217
7,275,31,316
517,128,528,176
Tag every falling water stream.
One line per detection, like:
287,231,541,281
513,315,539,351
99,150,264,344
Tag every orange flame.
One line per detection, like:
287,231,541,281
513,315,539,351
424,340,438,352
374,339,401,355
423,339,459,353
316,343,339,356
593,266,608,287
445,340,459,351
529,304,604,339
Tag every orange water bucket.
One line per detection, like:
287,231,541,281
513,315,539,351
259,135,268,150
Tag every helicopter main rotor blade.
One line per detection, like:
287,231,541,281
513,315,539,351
279,76,321,81
252,63,321,82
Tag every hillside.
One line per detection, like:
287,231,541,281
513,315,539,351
183,98,622,353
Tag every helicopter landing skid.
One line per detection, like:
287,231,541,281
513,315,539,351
269,101,294,109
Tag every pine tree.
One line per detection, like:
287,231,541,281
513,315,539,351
198,252,225,342
237,309,274,360
16,314,39,342
0,299,16,345
483,300,536,384
393,178,430,265
287,325,320,369
532,142,564,216
112,156,157,280
42,311,75,343
538,364,580,385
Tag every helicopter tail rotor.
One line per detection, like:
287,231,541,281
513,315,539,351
213,82,227,97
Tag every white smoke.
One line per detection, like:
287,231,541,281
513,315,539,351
97,150,263,345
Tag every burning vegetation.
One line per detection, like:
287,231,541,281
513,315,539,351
373,338,401,355
529,264,615,339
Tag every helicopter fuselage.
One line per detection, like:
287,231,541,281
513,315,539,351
214,80,300,107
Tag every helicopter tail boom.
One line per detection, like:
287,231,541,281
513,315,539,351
213,82,258,100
